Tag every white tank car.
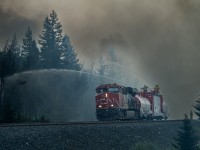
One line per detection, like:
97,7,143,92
135,95,152,118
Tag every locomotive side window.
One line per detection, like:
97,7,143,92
108,88,119,93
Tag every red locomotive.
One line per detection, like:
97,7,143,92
95,83,168,121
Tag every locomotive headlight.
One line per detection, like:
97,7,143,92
105,93,108,97
111,104,114,107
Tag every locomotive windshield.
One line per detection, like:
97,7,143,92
96,88,107,94
108,87,119,93
96,87,120,93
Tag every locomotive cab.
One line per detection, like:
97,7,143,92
95,84,123,109
95,84,126,120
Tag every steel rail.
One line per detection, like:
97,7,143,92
0,119,191,127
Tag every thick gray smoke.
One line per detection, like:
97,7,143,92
1,0,200,119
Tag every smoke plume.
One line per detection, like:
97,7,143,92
1,0,200,119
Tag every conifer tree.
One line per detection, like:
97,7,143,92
1,101,15,123
106,48,121,80
172,114,199,150
98,55,106,76
194,98,200,120
88,62,95,74
3,34,21,75
0,50,5,84
0,50,5,119
61,34,81,70
108,48,117,76
22,27,39,70
38,10,63,68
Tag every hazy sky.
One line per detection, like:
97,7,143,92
1,0,200,118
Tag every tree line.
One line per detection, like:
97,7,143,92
0,10,81,80
0,10,82,123
0,10,124,123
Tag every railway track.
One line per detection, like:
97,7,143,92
0,119,192,127
0,120,198,150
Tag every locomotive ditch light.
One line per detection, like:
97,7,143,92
105,93,108,97
111,104,114,107
99,105,102,108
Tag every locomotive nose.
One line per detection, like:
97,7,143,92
100,93,108,98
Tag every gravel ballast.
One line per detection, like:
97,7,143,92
0,121,199,150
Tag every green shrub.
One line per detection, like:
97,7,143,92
172,114,199,150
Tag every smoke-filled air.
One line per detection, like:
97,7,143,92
0,0,200,121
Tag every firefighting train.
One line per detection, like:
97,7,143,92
95,83,168,121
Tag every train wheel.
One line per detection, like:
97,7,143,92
122,110,127,119
136,110,142,120
147,115,153,120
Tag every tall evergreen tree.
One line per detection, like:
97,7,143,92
1,100,15,123
38,10,63,68
0,50,5,85
0,50,5,119
3,34,21,75
61,34,81,71
88,62,95,74
106,48,122,80
194,97,200,120
98,55,106,76
172,114,199,150
22,27,39,70
0,35,21,122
